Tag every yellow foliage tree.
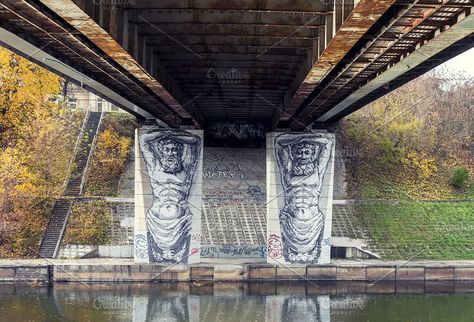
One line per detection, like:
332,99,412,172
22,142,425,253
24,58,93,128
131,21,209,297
0,47,79,257
85,123,133,196
0,48,61,146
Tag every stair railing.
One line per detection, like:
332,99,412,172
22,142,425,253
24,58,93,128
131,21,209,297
38,110,90,258
52,201,73,259
62,109,90,193
51,111,103,258
37,191,65,258
79,110,104,195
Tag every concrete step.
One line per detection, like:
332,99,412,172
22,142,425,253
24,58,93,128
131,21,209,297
40,112,103,258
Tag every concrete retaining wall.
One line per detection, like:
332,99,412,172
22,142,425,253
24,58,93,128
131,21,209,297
1,262,473,283
0,265,50,283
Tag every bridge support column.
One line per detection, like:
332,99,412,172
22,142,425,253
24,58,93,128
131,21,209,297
266,131,335,265
134,126,203,264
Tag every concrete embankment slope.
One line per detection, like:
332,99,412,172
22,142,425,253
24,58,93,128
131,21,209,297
1,259,473,284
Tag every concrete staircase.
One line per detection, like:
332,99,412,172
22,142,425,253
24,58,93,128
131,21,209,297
38,199,72,258
38,111,102,258
331,202,380,259
64,112,102,196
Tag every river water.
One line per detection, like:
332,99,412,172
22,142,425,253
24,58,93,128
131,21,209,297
0,282,473,321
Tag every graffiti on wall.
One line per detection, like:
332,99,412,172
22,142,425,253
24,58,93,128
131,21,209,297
274,133,333,264
267,234,283,259
134,234,148,259
139,129,201,263
200,245,267,258
201,148,266,247
205,122,266,147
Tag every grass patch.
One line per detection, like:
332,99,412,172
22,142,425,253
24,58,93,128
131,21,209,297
84,112,136,196
63,200,112,245
356,201,474,260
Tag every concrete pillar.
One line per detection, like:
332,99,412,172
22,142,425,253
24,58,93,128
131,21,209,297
266,131,335,265
134,126,203,264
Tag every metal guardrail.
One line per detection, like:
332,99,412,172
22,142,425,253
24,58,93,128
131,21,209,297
39,110,104,258
38,110,89,256
79,110,104,195
54,111,104,257
62,109,90,193
52,202,72,259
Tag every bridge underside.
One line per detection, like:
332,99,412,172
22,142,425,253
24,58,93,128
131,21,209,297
0,0,473,129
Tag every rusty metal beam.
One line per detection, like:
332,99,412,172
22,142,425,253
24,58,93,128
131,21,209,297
136,23,323,37
39,0,204,127
396,0,474,7
158,60,300,70
156,53,305,63
291,0,467,127
293,1,443,125
144,35,315,47
131,9,326,26
316,12,474,122
134,21,324,29
0,25,154,119
151,44,311,54
0,0,180,124
162,47,308,56
274,0,397,128
2,0,467,127
125,0,330,12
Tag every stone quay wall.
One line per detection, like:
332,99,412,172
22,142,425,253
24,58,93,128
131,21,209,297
1,261,473,284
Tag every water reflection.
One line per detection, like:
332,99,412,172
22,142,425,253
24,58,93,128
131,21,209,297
266,295,331,322
0,282,473,322
133,294,199,322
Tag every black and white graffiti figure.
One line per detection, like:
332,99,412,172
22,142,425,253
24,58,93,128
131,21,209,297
275,133,333,264
139,130,201,263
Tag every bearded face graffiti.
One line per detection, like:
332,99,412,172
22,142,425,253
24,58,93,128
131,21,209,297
156,139,184,173
290,142,317,176
275,133,333,264
139,130,201,263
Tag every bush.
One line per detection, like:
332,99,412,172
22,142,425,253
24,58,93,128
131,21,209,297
84,113,136,196
451,166,469,188
63,200,111,245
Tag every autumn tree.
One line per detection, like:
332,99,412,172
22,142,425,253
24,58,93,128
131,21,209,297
343,69,473,199
0,47,81,257
84,113,136,196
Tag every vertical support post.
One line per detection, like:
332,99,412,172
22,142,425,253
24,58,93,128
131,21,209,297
266,131,335,265
326,12,334,46
134,30,141,61
110,6,124,43
344,0,356,20
122,10,130,50
318,26,326,55
134,127,203,264
335,0,344,30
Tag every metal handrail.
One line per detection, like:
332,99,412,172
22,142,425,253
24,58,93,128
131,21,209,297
38,109,89,257
52,110,104,258
62,109,90,193
79,110,104,195
52,200,72,259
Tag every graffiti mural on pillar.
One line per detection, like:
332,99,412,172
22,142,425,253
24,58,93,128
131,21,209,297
274,133,333,264
139,129,201,263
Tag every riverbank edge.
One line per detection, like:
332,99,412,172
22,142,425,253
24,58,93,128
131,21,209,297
0,260,473,283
